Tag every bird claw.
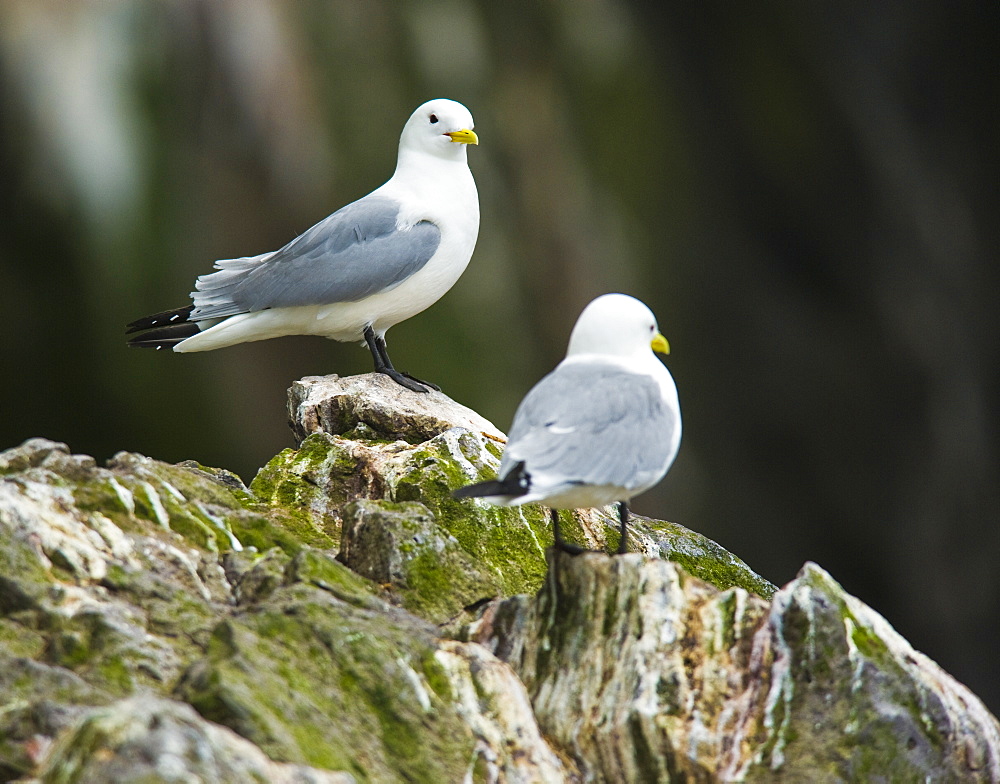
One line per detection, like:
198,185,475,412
554,540,631,556
379,368,435,393
400,372,440,391
553,539,591,556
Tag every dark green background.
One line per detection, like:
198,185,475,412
2,2,997,713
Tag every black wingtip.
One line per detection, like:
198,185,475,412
452,480,507,500
126,321,200,349
452,461,530,500
126,305,195,334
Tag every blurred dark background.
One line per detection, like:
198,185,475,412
1,2,997,712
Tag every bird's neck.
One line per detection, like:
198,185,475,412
389,149,477,209
394,147,469,177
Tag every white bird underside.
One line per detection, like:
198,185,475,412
483,482,637,510
173,230,474,351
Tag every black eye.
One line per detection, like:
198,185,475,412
429,114,439,124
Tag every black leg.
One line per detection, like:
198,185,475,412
363,326,437,393
616,501,630,554
551,509,587,555
369,328,394,370
375,333,441,391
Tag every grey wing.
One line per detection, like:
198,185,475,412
189,196,441,320
500,362,678,490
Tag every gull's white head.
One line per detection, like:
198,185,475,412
566,293,671,360
399,99,478,161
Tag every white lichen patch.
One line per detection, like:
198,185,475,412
195,501,243,552
157,479,187,504
140,540,213,602
436,641,570,783
140,482,171,530
396,656,432,713
108,476,135,516
842,616,866,697
85,511,136,563
758,589,796,770
1,479,118,580
514,506,546,557
440,428,492,482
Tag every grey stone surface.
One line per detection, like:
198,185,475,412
288,372,506,445
29,695,356,783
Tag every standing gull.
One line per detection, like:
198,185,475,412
454,293,681,554
126,98,479,393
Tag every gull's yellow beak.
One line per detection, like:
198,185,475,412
445,129,479,145
651,332,670,355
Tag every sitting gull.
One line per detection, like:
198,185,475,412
127,98,479,393
454,293,681,554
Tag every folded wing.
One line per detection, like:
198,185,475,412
500,361,678,493
189,196,442,321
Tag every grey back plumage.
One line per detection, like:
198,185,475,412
500,361,678,492
189,197,441,320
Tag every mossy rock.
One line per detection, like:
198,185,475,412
387,430,553,600
638,516,776,599
742,563,987,782
176,548,477,783
0,654,112,778
3,385,995,784
31,695,354,783
249,432,357,550
339,499,503,623
249,429,555,622
251,426,773,625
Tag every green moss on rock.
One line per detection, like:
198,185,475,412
5,400,984,784
743,564,981,782
249,433,357,551
38,602,179,696
641,517,776,599
339,500,503,623
0,534,56,615
284,547,382,610
0,653,113,779
176,579,475,783
388,434,551,600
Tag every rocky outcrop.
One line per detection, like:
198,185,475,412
470,552,1000,782
0,433,566,782
0,373,996,782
